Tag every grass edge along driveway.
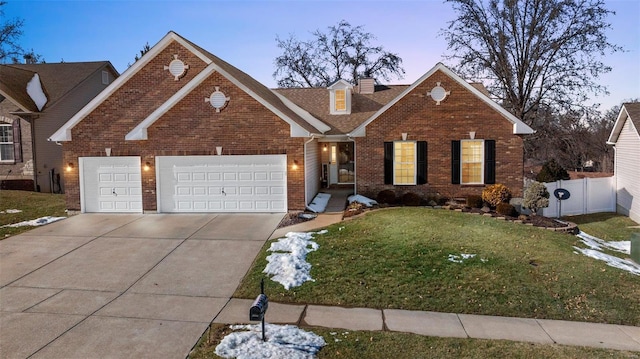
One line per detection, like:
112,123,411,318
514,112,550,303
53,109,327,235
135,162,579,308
236,207,639,326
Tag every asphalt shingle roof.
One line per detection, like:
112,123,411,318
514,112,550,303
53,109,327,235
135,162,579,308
623,102,640,132
274,85,408,135
0,61,112,112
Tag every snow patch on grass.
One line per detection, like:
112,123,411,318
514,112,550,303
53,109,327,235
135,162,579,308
2,216,65,228
574,231,639,276
576,231,630,254
448,253,487,263
264,230,324,290
215,323,326,359
0,209,22,214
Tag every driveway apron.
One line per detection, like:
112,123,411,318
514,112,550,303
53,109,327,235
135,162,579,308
0,213,282,359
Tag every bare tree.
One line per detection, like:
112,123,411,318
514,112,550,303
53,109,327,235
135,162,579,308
274,20,405,87
441,0,621,124
0,1,24,63
127,42,151,67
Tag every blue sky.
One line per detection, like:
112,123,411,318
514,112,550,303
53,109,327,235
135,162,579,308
4,0,639,111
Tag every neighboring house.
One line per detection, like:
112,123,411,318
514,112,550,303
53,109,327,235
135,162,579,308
607,102,640,224
0,62,118,192
50,31,533,213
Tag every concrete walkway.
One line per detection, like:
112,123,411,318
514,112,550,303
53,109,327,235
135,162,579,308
214,299,640,352
0,213,283,359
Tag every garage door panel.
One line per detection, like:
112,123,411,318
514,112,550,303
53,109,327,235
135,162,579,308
208,173,222,181
80,157,143,213
271,187,285,195
157,155,287,213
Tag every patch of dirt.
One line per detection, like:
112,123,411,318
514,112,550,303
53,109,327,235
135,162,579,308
277,212,316,229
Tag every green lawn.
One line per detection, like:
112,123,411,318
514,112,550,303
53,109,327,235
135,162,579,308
566,212,639,241
0,190,67,239
190,324,640,359
236,208,640,326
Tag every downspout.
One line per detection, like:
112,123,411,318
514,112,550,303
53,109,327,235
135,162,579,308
612,145,617,213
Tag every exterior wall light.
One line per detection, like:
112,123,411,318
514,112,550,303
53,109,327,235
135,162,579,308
66,163,74,172
323,144,328,152
143,162,151,171
292,160,299,170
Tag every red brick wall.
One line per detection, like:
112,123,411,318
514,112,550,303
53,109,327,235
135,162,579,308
62,40,306,211
355,69,525,201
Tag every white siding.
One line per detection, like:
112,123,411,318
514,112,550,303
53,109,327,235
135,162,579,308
615,118,640,224
305,139,320,205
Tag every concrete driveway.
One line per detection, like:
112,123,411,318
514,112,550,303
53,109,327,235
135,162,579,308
0,213,283,359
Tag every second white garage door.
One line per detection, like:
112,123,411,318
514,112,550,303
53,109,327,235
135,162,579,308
156,155,287,213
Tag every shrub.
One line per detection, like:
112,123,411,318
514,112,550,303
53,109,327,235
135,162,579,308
482,184,512,207
401,192,422,206
536,159,570,182
377,189,397,204
466,195,483,208
496,203,517,217
522,181,550,215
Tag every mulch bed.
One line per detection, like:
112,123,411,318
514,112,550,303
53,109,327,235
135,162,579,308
278,203,572,231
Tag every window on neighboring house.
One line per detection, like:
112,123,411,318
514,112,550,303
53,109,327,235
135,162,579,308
334,89,346,111
451,139,495,185
102,70,110,85
384,141,427,185
0,124,15,162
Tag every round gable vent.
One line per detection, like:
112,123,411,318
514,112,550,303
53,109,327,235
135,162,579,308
164,55,189,80
427,82,451,105
205,87,230,112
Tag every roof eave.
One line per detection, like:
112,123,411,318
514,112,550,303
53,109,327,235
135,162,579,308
607,105,630,144
352,63,535,136
125,64,217,141
50,31,211,142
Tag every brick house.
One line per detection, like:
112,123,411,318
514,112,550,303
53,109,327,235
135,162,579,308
0,62,118,192
50,31,533,213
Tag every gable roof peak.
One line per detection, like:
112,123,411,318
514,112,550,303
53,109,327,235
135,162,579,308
327,79,352,89
349,62,534,136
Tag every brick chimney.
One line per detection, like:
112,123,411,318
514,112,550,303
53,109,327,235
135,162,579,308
358,77,375,94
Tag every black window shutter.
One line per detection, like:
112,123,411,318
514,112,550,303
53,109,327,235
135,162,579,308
384,142,393,184
12,119,22,163
417,141,427,184
451,140,460,184
484,140,496,184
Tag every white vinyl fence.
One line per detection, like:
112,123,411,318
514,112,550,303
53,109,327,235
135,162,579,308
541,177,616,218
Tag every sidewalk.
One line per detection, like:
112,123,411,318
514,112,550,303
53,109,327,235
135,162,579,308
213,299,640,352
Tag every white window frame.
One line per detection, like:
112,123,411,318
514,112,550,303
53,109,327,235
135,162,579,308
102,70,110,85
393,140,416,185
461,139,484,184
328,80,352,115
0,123,14,162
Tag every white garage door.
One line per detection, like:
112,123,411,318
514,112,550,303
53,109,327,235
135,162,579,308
156,155,287,213
79,157,143,213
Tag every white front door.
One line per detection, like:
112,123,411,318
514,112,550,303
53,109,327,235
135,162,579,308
79,157,143,213
156,155,287,213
